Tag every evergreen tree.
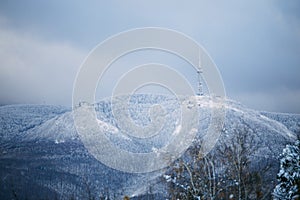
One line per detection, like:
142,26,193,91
273,140,300,199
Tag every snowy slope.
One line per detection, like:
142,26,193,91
0,94,298,199
260,111,300,135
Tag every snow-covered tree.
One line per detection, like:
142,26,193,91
163,123,271,199
273,140,300,200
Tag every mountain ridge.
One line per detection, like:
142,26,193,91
0,94,298,199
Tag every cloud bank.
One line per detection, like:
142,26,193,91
0,18,86,106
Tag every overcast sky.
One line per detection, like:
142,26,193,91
0,0,300,113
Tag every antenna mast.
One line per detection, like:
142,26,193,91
197,52,204,96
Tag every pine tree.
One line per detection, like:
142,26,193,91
273,140,300,200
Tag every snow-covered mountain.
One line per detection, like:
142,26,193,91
0,94,298,199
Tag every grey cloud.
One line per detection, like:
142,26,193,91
0,1,299,113
0,23,86,106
